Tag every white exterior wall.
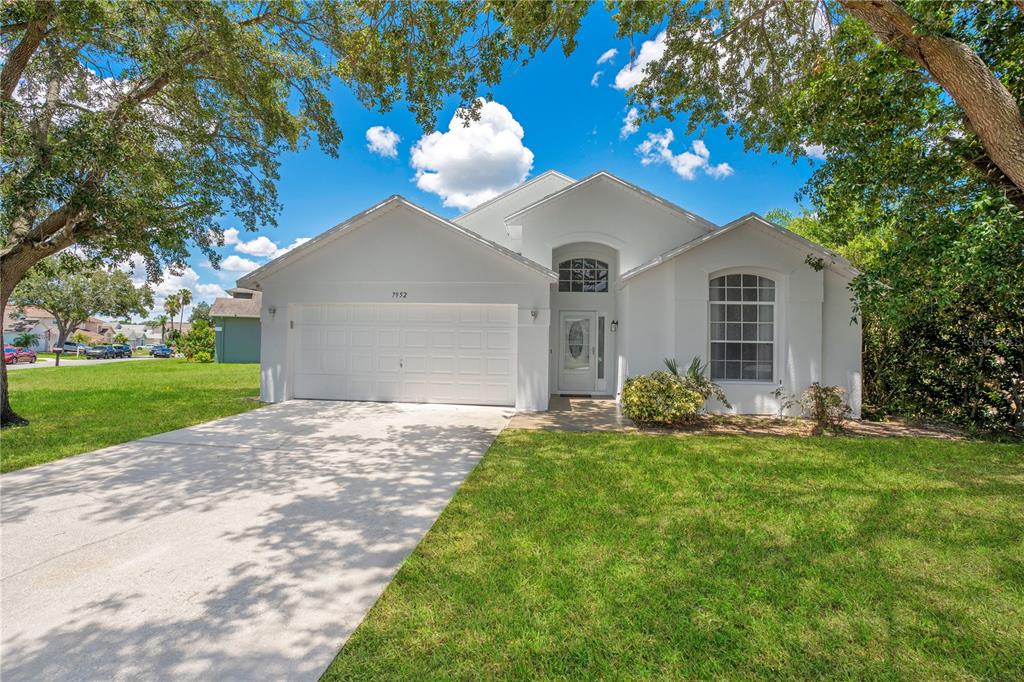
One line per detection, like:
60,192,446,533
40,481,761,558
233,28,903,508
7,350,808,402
620,221,861,416
511,176,712,272
452,172,574,247
254,203,552,410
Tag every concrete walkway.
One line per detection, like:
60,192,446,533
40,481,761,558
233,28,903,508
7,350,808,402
1,400,511,681
508,395,635,431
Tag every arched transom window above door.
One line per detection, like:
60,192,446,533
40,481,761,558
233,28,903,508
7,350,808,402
558,258,609,292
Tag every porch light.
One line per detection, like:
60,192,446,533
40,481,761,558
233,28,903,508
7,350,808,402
610,319,618,332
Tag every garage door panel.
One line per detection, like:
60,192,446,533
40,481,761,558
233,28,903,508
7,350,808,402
293,303,516,406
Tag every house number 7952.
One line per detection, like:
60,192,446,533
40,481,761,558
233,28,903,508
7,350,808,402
392,291,408,298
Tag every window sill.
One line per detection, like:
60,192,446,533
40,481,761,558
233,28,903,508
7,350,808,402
715,380,777,386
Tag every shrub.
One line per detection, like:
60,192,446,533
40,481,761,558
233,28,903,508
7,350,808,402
180,320,215,362
621,371,704,426
665,357,731,408
775,382,853,435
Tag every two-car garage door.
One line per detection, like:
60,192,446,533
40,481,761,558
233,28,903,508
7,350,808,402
293,303,517,406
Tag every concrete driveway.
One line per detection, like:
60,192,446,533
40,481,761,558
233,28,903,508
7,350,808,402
1,400,511,681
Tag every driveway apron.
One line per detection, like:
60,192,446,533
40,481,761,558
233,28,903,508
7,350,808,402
1,400,511,681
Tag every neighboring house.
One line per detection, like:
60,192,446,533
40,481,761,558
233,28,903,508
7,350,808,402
2,306,58,351
210,288,261,363
238,170,861,416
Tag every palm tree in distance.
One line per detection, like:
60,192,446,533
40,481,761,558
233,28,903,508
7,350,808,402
177,288,192,336
164,295,181,335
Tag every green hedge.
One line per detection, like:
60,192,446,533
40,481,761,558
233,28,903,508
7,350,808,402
621,371,704,426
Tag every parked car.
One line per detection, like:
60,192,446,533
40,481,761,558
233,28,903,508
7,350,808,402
61,341,88,355
85,345,114,359
150,344,172,358
111,344,132,358
4,346,37,364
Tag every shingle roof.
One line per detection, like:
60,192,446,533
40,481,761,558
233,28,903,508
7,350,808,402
211,291,262,318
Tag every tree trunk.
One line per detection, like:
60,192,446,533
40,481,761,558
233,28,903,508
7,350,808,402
0,292,27,427
842,0,1024,200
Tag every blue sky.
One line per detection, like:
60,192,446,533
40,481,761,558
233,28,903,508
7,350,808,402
170,6,820,314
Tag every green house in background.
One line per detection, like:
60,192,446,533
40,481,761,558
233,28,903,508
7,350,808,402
210,288,261,363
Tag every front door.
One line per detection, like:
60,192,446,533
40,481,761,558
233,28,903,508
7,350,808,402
558,311,598,393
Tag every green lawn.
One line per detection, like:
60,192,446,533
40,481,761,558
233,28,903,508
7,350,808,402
1,360,261,473
325,431,1024,681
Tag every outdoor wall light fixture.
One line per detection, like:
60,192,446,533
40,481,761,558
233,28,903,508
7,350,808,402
610,319,618,332
531,309,538,321
268,305,277,317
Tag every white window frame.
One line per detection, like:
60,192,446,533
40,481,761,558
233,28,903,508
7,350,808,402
708,272,776,383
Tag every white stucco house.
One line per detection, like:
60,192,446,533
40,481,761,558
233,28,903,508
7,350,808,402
238,170,861,416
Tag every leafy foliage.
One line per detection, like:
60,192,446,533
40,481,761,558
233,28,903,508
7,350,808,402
775,382,853,435
189,301,211,324
664,356,731,408
11,332,38,348
9,253,152,349
180,320,215,363
621,371,704,426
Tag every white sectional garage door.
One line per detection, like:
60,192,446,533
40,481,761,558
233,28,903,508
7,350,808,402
293,303,517,406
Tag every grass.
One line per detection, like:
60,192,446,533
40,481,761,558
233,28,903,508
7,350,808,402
1,359,261,473
325,431,1024,681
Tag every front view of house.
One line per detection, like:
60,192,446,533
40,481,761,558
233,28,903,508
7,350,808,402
238,171,861,416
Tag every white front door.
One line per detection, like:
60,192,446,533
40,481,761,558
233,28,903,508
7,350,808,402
293,303,517,406
558,311,597,393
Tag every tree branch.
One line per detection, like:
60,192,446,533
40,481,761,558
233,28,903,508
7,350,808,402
0,0,53,101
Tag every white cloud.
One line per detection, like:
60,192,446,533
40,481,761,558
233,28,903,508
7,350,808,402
234,235,280,258
596,48,618,65
620,107,640,138
273,237,311,258
635,130,734,180
801,143,826,160
614,31,667,90
221,255,261,273
122,257,228,317
590,71,603,87
222,228,240,245
410,99,534,210
366,125,401,158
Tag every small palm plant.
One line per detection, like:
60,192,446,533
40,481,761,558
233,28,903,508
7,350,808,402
12,332,39,348
664,356,731,409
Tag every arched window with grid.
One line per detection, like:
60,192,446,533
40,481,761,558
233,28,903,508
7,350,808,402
709,274,774,381
557,258,609,292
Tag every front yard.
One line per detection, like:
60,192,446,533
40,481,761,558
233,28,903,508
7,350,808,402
1,360,261,473
326,431,1024,680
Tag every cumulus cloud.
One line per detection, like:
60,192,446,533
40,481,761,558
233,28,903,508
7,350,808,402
590,71,603,87
366,125,401,158
233,235,280,258
596,48,618,65
274,237,311,257
221,228,240,246
221,255,261,273
636,130,734,180
410,99,534,210
614,31,667,90
620,107,640,138
122,257,227,316
801,143,826,160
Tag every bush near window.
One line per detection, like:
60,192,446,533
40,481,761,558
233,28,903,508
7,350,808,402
664,357,731,408
621,372,704,427
775,382,853,435
180,320,215,363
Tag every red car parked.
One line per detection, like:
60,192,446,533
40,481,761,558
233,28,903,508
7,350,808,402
3,346,37,364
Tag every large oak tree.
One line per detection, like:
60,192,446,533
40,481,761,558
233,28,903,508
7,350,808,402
0,0,588,424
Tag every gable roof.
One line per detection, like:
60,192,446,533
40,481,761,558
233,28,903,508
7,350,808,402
237,195,557,289
501,171,719,233
211,291,262,318
452,170,575,224
620,213,859,282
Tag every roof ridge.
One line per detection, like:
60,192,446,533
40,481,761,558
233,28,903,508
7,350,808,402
452,170,575,222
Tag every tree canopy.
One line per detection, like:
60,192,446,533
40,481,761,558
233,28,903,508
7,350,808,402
9,253,153,351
